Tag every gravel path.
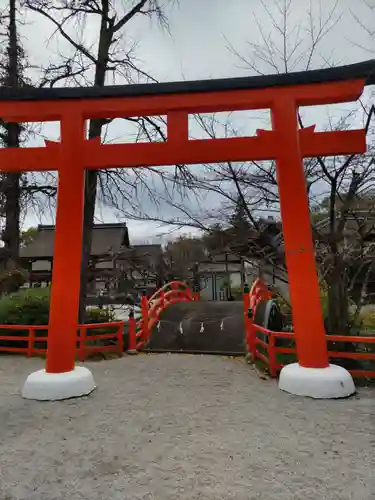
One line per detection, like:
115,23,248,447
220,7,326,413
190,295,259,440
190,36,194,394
0,354,374,500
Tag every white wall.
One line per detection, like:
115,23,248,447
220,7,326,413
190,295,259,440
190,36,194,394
32,260,51,271
230,272,242,288
96,260,114,269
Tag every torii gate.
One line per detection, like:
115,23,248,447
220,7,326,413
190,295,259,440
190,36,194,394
1,59,373,400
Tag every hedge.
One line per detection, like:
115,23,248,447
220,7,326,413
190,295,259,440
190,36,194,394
0,287,115,325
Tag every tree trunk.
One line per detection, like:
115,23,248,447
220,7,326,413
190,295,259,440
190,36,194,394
326,273,349,335
78,169,98,322
78,115,103,321
2,0,21,273
3,166,21,267
325,268,362,369
78,17,111,322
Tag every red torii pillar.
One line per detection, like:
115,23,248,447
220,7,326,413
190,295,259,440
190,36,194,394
22,111,96,399
272,101,327,369
271,97,358,398
46,113,86,373
0,75,366,400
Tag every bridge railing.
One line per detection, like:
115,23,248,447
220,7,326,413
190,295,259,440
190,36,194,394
244,279,375,378
131,282,197,350
246,312,375,378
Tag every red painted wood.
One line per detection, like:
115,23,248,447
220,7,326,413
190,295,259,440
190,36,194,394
46,111,86,374
0,77,367,374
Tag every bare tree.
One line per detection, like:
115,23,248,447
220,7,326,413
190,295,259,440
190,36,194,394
0,0,50,299
349,0,375,57
22,0,180,318
226,0,342,73
225,0,375,333
0,0,24,271
131,0,375,335
0,2,61,295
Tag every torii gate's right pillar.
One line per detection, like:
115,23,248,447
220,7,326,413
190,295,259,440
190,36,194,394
271,95,356,398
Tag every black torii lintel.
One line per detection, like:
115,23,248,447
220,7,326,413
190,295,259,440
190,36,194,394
0,59,373,102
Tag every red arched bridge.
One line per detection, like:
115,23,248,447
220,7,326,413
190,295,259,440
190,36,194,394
0,279,374,379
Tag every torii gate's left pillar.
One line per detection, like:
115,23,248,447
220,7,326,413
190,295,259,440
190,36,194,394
22,111,96,400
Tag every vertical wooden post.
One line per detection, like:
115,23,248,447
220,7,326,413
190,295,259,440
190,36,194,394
271,97,328,369
268,333,277,378
249,310,256,360
46,111,86,374
167,111,188,144
159,290,165,308
127,312,137,354
141,295,149,342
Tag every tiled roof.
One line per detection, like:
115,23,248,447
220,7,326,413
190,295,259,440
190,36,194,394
20,223,130,259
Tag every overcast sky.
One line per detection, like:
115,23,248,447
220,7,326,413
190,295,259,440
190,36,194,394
17,0,375,243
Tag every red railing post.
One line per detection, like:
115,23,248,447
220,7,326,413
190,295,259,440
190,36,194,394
141,296,149,342
248,309,256,360
159,290,165,308
127,311,138,354
268,333,277,377
185,287,192,301
28,328,35,358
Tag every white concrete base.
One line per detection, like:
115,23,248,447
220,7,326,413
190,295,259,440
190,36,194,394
22,366,96,401
279,363,356,399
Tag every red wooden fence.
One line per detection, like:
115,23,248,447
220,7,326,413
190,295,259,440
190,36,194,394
0,321,124,361
133,281,196,351
244,278,375,378
245,314,375,379
0,281,195,360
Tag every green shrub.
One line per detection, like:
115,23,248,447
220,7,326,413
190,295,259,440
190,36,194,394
274,292,291,317
0,287,50,325
350,308,375,330
360,310,375,330
0,268,29,295
0,287,116,326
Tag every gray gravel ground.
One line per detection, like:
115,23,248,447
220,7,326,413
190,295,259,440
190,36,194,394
0,354,374,500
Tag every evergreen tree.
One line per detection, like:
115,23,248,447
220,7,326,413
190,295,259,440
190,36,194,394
229,196,251,233
0,0,28,270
